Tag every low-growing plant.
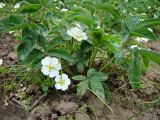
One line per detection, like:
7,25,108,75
0,0,160,106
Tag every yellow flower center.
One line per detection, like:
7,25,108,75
48,64,54,71
59,79,65,86
73,32,80,38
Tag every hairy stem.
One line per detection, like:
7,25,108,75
89,47,98,69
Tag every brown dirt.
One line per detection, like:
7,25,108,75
0,33,27,120
0,34,160,120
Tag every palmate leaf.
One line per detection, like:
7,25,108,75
17,28,38,61
0,15,28,33
128,49,141,89
121,16,158,41
73,69,110,104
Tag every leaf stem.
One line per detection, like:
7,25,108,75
89,47,98,69
99,56,115,72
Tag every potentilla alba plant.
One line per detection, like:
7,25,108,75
67,27,88,41
0,2,5,8
41,57,61,78
55,74,71,91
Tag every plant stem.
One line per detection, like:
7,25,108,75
99,56,115,72
89,47,98,69
100,50,108,68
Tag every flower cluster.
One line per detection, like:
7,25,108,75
41,56,71,91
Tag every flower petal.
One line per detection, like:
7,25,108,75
55,75,61,82
49,70,59,78
55,63,62,71
55,83,62,90
41,56,51,66
61,84,68,91
50,57,59,65
65,78,71,86
41,66,49,75
62,74,68,79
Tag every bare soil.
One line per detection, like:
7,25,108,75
0,34,160,120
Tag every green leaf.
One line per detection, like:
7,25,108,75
101,83,112,103
0,15,28,33
87,68,108,81
22,49,44,64
20,4,41,14
138,49,160,65
17,28,38,60
72,75,87,81
89,29,105,46
137,18,160,29
121,16,140,40
128,50,141,89
47,48,73,62
37,33,47,49
90,81,111,104
96,3,120,19
77,80,89,97
87,68,96,77
70,7,92,17
133,28,157,41
69,15,95,27
31,56,44,68
21,0,40,4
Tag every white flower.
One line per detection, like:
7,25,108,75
133,8,137,11
55,74,71,91
59,1,64,5
122,10,126,13
41,56,61,78
14,3,20,9
61,8,68,12
0,59,3,65
135,37,149,43
0,2,5,8
9,31,15,34
56,6,59,9
130,45,140,49
154,14,158,18
141,13,147,16
148,28,153,32
75,23,82,28
67,27,88,41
